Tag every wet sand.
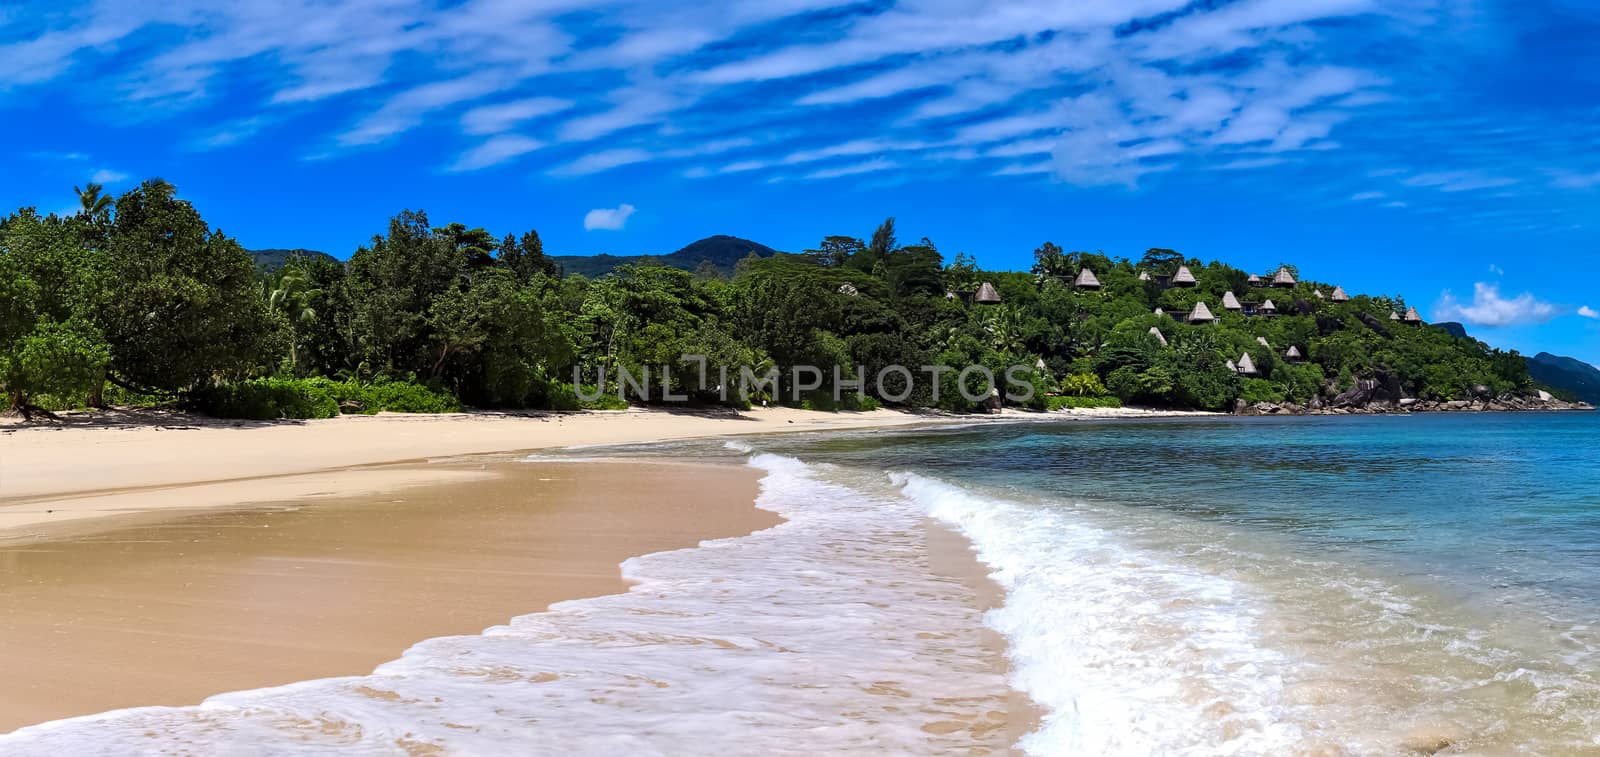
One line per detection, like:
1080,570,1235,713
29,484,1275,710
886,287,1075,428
0,460,776,732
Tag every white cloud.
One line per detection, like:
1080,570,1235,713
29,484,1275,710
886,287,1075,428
447,135,544,172
1487,263,1504,276
460,97,572,136
90,168,130,184
1579,305,1599,319
1433,283,1557,328
1350,191,1386,201
550,148,654,177
583,203,636,231
802,158,897,180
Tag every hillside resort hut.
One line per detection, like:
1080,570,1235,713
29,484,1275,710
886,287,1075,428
1247,273,1265,288
1272,266,1297,288
837,283,859,297
1138,271,1152,282
1404,306,1423,324
1225,359,1237,372
1389,310,1401,321
1222,291,1243,311
1258,299,1278,315
1285,345,1304,362
1257,336,1271,348
1074,268,1102,289
1236,352,1259,376
1149,327,1169,347
945,290,959,300
975,281,1002,304
1154,307,1166,317
1331,285,1351,302
1186,301,1216,324
1313,288,1326,300
1171,265,1198,287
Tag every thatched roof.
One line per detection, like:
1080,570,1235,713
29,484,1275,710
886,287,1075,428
1154,307,1166,316
1171,265,1197,286
945,290,958,300
1222,291,1242,310
1257,336,1271,348
1389,310,1401,320
1313,288,1326,300
1074,268,1101,289
1285,345,1303,360
1247,274,1264,286
1138,271,1151,281
1186,301,1216,323
975,281,1002,304
1035,357,1047,370
1404,306,1422,323
1259,299,1278,313
1148,326,1168,347
1236,352,1259,375
1330,285,1350,302
1225,359,1237,372
837,283,858,296
1272,266,1297,287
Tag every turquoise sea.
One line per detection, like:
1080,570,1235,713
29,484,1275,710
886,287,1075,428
756,411,1600,753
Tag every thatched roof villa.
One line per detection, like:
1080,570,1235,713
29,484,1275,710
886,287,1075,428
1389,310,1401,320
1330,285,1350,302
1222,291,1242,311
1258,299,1278,315
1404,306,1423,323
1285,345,1304,361
975,281,1002,304
1138,271,1151,281
1257,336,1271,348
1171,265,1198,287
1236,352,1259,376
1186,301,1216,324
1272,266,1297,288
1074,268,1102,289
1247,273,1264,287
1149,327,1169,347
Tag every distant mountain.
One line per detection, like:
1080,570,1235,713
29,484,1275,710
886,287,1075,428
249,248,337,272
552,235,779,278
1431,321,1469,339
1527,352,1600,404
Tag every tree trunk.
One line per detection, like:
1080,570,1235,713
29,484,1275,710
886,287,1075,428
87,372,106,408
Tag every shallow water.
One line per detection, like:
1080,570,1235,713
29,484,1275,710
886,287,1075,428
755,412,1600,754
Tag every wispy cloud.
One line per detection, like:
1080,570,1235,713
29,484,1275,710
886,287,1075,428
583,203,636,231
447,135,544,172
461,98,572,136
1579,305,1599,320
1434,283,1557,327
1351,191,1386,201
550,148,654,177
90,168,130,184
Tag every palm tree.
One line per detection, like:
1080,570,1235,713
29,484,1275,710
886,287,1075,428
74,182,112,222
269,264,322,374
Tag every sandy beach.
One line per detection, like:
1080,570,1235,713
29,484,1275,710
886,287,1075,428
0,460,779,731
0,407,938,536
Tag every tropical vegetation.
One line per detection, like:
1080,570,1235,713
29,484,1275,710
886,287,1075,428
0,179,1534,419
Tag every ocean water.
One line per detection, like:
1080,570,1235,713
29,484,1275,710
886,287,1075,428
4,412,1597,755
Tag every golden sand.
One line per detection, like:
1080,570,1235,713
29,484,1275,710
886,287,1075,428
0,460,776,732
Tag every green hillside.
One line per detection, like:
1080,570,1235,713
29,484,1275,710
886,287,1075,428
552,235,778,278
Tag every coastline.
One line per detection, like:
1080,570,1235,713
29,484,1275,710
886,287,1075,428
0,459,778,732
0,407,938,536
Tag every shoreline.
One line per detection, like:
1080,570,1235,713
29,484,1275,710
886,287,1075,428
0,459,779,732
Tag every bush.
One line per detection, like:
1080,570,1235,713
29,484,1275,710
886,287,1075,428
1045,395,1123,410
1238,378,1286,405
195,376,459,419
194,377,340,420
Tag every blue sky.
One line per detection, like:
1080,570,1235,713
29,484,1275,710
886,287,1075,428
2,0,1597,363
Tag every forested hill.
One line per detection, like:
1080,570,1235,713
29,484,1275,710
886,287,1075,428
249,248,337,271
1528,353,1600,404
1,182,1586,419
552,235,778,278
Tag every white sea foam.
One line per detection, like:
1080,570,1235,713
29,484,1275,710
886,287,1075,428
0,455,1018,754
894,472,1309,755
